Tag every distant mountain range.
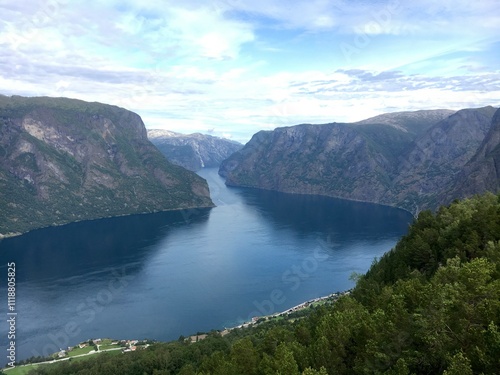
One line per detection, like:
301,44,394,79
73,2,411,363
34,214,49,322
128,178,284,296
148,129,242,171
0,96,213,237
220,106,499,215
3,95,498,236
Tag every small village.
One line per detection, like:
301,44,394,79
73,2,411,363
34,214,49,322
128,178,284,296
240,290,351,328
56,338,150,358
5,291,350,373
188,290,352,343
3,338,152,373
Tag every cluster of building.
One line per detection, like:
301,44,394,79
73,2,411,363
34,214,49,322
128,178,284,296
56,338,145,358
121,340,140,352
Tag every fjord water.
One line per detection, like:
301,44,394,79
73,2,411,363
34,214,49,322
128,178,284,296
0,168,412,361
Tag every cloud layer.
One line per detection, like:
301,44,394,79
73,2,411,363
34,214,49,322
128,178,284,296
0,0,499,142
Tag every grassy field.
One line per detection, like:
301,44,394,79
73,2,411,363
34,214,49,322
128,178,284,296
3,350,124,374
99,344,121,351
97,338,123,351
67,345,94,357
69,350,122,363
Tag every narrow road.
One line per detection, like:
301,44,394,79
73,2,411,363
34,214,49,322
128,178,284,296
3,346,125,372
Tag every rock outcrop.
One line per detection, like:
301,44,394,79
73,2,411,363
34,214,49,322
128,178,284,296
0,95,214,236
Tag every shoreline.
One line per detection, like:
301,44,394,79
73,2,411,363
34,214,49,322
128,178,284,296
2,339,148,372
223,182,417,218
5,291,352,370
0,204,215,240
222,290,352,333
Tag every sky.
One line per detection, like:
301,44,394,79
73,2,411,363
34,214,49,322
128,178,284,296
0,0,499,143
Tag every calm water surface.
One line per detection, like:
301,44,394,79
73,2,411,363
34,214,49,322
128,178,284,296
0,168,413,362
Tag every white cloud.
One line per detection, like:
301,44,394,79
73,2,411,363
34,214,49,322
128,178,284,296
205,0,500,38
0,0,498,144
108,2,255,61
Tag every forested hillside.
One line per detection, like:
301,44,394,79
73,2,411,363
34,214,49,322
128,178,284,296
0,96,214,236
24,193,500,375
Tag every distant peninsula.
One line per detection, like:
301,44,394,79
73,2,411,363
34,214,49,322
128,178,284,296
0,95,214,237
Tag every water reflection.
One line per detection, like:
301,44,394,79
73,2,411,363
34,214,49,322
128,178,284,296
0,169,412,362
232,187,412,239
0,209,212,284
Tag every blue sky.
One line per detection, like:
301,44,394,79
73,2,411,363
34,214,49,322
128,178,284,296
0,0,499,142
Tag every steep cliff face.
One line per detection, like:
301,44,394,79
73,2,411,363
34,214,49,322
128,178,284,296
147,130,242,171
219,107,497,214
393,107,497,211
0,95,213,236
220,123,406,202
447,108,500,200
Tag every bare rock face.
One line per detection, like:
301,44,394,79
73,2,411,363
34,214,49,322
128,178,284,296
447,108,500,200
219,107,498,215
147,129,242,171
220,123,398,203
0,95,213,236
393,107,497,212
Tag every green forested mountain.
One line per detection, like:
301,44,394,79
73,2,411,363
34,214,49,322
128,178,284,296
0,96,214,236
24,192,500,374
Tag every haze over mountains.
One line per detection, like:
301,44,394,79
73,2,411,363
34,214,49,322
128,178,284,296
148,129,242,171
0,96,213,237
220,106,500,215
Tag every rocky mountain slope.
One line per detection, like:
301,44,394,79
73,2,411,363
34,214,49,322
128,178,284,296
0,95,214,237
148,130,242,171
219,107,498,214
394,106,497,211
447,109,500,201
354,109,455,135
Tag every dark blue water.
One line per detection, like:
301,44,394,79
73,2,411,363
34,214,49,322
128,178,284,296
0,168,413,362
